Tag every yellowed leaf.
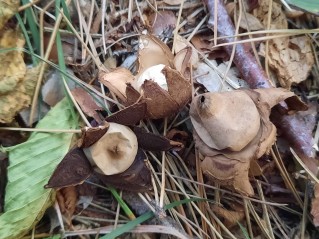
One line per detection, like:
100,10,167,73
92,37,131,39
0,0,19,29
0,29,37,123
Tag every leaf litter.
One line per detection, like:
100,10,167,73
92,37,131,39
1,0,319,238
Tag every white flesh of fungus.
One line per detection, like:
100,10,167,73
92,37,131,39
134,64,168,92
83,123,138,175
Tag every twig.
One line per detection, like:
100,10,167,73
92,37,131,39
205,0,318,174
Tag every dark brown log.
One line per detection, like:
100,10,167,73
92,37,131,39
205,0,318,174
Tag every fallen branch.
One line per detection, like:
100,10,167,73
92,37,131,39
205,0,318,174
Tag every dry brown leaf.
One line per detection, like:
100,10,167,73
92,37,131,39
99,67,135,101
71,87,103,123
226,4,263,30
191,34,214,53
0,0,19,29
211,205,245,228
239,12,264,30
56,186,78,223
148,11,176,36
259,36,314,88
137,34,174,76
174,35,199,69
0,29,37,123
174,47,193,78
190,88,296,195
255,0,314,88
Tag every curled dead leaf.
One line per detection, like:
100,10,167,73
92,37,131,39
56,186,78,224
99,67,134,101
148,11,176,36
190,88,297,195
71,87,103,123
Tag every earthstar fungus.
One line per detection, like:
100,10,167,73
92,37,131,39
46,106,179,192
99,34,192,119
190,88,298,195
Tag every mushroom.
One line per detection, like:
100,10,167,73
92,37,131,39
190,88,299,195
46,105,182,192
99,34,192,119
83,123,138,175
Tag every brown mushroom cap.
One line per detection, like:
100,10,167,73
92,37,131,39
83,123,138,175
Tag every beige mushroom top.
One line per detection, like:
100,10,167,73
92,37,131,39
83,123,138,175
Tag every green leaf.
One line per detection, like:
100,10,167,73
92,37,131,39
286,0,319,15
0,98,78,239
